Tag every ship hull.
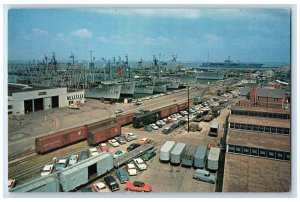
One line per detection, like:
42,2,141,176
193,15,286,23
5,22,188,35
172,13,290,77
120,81,135,95
85,84,121,99
153,85,167,93
134,85,154,94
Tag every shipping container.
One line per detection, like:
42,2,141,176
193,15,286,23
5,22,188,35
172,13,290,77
178,102,189,111
133,110,161,128
86,118,116,131
87,123,121,146
209,122,219,137
194,145,207,169
115,113,136,126
207,147,220,171
170,143,187,165
160,104,178,118
35,126,88,154
181,148,195,168
159,141,176,162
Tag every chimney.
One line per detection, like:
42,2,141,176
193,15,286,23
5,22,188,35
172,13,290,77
249,87,258,106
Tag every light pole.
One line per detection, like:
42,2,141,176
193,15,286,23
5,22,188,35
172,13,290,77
187,85,190,133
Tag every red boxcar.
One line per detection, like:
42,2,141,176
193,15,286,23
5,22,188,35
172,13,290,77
178,102,189,111
35,126,88,154
160,104,178,118
87,123,121,146
115,113,136,126
86,118,116,131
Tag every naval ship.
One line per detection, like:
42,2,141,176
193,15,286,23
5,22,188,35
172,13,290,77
201,56,264,69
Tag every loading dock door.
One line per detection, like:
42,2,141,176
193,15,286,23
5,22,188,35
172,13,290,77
34,98,44,111
24,100,33,113
52,96,59,108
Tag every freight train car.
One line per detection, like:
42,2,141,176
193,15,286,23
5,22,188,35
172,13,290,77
160,104,178,118
87,123,121,146
178,102,189,111
86,118,116,131
133,109,161,128
35,126,88,154
115,113,137,126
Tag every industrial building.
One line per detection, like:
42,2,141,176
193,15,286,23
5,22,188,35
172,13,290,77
223,106,291,192
8,83,85,115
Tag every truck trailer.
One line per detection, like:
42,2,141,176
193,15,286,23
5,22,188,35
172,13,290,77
194,145,207,169
159,141,176,162
207,147,220,171
181,148,195,168
209,122,219,137
170,143,187,165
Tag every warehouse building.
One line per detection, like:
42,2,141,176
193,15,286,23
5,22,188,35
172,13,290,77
223,106,291,192
8,83,85,115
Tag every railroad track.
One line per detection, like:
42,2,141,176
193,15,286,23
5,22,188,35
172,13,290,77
8,144,90,180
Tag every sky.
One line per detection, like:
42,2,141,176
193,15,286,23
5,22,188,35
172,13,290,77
7,8,291,63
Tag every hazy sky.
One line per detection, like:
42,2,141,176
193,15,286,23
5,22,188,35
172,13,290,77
8,8,291,63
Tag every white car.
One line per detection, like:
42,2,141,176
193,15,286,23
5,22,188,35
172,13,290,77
150,123,158,130
41,164,54,177
89,148,99,157
126,163,137,176
133,158,147,171
108,139,120,147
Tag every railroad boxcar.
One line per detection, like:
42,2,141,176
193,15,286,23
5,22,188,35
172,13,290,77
160,104,178,118
115,113,136,126
87,123,121,146
178,102,189,111
86,118,116,131
35,126,88,154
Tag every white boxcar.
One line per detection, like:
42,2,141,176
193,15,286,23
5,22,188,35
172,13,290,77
207,147,220,171
159,141,176,162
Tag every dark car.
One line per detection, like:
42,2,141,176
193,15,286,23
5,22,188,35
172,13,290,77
116,168,130,184
104,175,120,192
80,150,89,161
142,149,156,161
162,127,170,134
127,143,141,152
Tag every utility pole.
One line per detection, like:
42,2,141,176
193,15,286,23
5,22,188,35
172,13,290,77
187,85,190,133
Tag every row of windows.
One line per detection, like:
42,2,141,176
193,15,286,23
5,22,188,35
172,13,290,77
227,144,290,161
229,122,290,135
257,97,280,102
67,94,84,100
231,110,290,119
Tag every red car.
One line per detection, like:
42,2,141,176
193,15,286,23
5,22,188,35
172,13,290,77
124,181,152,192
138,138,152,145
99,143,109,152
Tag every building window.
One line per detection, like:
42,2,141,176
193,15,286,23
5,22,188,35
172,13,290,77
230,123,234,128
243,147,250,155
259,149,266,157
257,96,260,100
271,127,276,133
251,148,258,156
283,128,290,134
228,145,235,152
241,124,246,130
265,126,270,133
246,124,252,130
263,112,268,117
235,146,242,153
274,98,279,102
8,105,13,109
267,151,275,158
235,123,241,129
259,125,264,132
253,125,258,131
285,153,290,161
277,128,283,134
276,151,284,160
278,114,283,119
249,111,253,116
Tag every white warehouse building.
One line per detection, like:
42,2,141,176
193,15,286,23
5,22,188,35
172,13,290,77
8,83,85,115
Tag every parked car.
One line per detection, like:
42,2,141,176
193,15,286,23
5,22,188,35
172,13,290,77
116,168,130,184
80,150,89,161
163,118,169,123
68,154,78,167
104,176,120,192
133,158,147,171
193,169,217,184
155,121,163,128
89,148,99,157
142,149,156,161
99,143,109,152
126,163,137,176
41,164,54,177
138,138,152,145
150,123,159,130
115,136,127,145
122,134,132,142
124,181,152,192
108,139,120,147
162,127,170,134
115,109,124,114
113,150,125,159
144,125,153,132
127,132,137,140
127,143,141,152
55,158,69,171
92,182,111,192
8,179,16,191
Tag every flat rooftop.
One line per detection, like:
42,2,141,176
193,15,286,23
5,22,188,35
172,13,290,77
8,83,62,96
229,115,290,128
223,153,291,192
227,129,290,152
231,106,290,114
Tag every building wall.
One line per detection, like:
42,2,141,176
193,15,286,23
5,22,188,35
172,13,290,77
256,97,284,108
